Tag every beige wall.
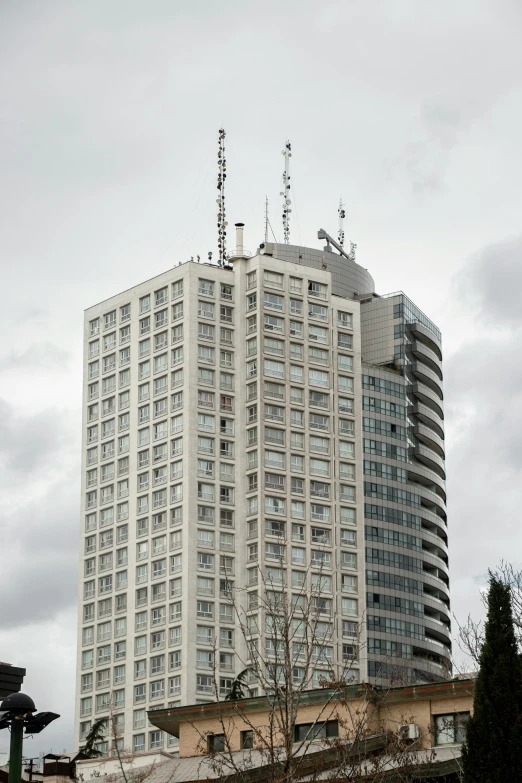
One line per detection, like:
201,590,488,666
177,690,474,756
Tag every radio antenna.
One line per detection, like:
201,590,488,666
280,141,292,243
338,199,345,247
217,128,227,265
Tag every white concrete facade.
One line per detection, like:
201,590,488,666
75,242,449,753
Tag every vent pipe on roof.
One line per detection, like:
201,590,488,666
235,223,245,257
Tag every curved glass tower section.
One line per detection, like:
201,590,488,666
360,292,450,683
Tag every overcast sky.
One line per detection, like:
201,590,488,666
1,0,522,756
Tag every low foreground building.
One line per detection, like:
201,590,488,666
125,677,475,782
76,750,177,781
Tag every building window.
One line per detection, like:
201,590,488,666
221,305,233,322
338,311,353,328
264,293,283,311
199,279,215,297
264,270,284,289
208,734,226,753
241,730,254,749
435,713,470,746
294,720,338,742
264,315,284,333
308,281,327,299
150,730,164,749
172,280,183,299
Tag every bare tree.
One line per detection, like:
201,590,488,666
187,561,436,783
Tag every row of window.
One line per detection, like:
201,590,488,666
365,525,422,552
81,555,361,629
80,597,362,672
246,504,356,535
247,328,353,350
90,281,345,353
362,375,405,399
244,485,356,517
243,547,358,570
79,725,176,753
91,392,354,430
86,456,242,491
88,301,354,365
86,472,358,524
86,384,355,439
248,355,354,378
88,269,351,338
84,535,237,574
203,712,469,751
86,346,355,410
88,280,233,337
86,625,236,668
82,576,234,623
366,592,424,619
83,493,358,542
87,335,354,384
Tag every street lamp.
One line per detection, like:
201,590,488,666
0,693,59,783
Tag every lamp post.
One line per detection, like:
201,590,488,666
0,693,59,783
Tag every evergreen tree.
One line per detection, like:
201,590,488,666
462,574,522,782
224,667,253,701
82,716,107,758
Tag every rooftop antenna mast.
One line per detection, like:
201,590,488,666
338,199,345,247
280,141,292,243
217,128,227,265
264,196,269,243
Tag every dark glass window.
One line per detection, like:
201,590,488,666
435,713,470,745
208,733,226,752
294,720,338,742
241,730,254,749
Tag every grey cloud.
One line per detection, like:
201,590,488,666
0,343,70,372
445,245,522,643
0,607,77,756
19,307,48,324
453,235,522,328
0,398,80,628
0,485,79,629
385,141,447,195
0,398,77,474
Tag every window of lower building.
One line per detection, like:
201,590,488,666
435,713,470,745
294,720,338,742
208,733,226,752
241,730,254,749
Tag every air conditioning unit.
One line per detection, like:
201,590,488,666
399,723,420,741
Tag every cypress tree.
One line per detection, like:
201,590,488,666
462,574,522,782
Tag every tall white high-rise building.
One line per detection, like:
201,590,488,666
75,230,450,754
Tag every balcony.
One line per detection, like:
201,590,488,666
423,584,451,609
408,321,442,360
414,423,445,459
410,361,443,399
411,402,444,440
423,562,450,589
411,339,443,377
412,444,446,480
422,539,448,567
410,382,443,420
408,478,446,517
